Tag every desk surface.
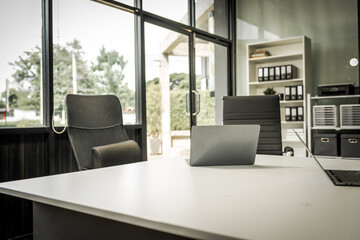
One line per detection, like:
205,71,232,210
1,155,360,240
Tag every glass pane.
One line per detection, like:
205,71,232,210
195,39,228,125
143,0,188,25
236,0,358,95
145,23,190,160
113,0,133,6
0,0,43,128
53,0,136,126
196,0,228,38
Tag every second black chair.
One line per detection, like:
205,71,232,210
223,95,284,155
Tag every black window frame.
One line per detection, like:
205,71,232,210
0,0,236,141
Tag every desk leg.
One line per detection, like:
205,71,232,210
33,202,193,240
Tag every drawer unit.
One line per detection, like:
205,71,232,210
313,105,337,128
340,104,360,128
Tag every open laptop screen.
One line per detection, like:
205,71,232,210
190,125,260,166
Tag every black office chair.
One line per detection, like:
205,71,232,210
223,95,291,156
66,94,142,170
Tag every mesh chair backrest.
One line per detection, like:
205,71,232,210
66,94,129,170
223,95,282,155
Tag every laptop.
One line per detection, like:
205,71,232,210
293,129,360,187
189,125,260,166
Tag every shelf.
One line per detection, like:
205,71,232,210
282,121,304,125
311,95,360,100
248,36,305,48
249,78,303,86
248,36,310,157
312,126,360,130
248,53,302,63
280,100,303,104
282,139,301,143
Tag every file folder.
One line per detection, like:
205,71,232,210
269,67,275,81
275,66,281,80
297,106,304,121
297,85,303,100
285,86,291,101
258,67,263,82
263,67,269,81
291,107,298,121
286,65,297,79
290,86,297,100
281,65,286,80
285,107,291,121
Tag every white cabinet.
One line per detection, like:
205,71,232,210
247,36,311,156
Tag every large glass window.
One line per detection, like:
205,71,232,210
145,23,190,159
0,0,43,128
195,39,228,126
195,0,228,39
143,0,188,25
53,0,137,126
236,0,358,95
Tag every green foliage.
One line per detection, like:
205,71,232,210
170,72,189,90
4,40,135,120
8,46,42,112
90,46,135,109
196,90,215,125
170,89,189,130
53,39,92,114
146,78,161,136
146,72,216,133
263,87,276,95
1,88,18,108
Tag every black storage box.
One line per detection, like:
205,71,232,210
341,134,360,157
314,133,339,156
317,84,355,96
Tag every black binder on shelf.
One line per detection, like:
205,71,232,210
258,67,264,82
297,106,303,121
291,107,298,121
286,65,296,79
297,85,303,100
275,66,281,80
281,65,286,80
285,107,291,121
263,67,269,81
290,86,297,100
269,67,275,81
285,86,291,100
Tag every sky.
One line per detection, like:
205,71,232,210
0,0,190,93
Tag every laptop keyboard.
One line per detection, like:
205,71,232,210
329,170,360,182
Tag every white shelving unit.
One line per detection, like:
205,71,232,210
306,93,360,159
247,36,311,156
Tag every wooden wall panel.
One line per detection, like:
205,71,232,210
0,127,142,239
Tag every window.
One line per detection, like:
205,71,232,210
53,0,137,126
143,0,189,24
195,0,229,39
0,0,43,128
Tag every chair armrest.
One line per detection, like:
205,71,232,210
92,140,142,168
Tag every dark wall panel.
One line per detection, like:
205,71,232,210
0,127,142,239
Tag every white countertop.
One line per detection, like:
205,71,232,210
1,155,360,240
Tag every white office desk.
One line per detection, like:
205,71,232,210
1,155,360,240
